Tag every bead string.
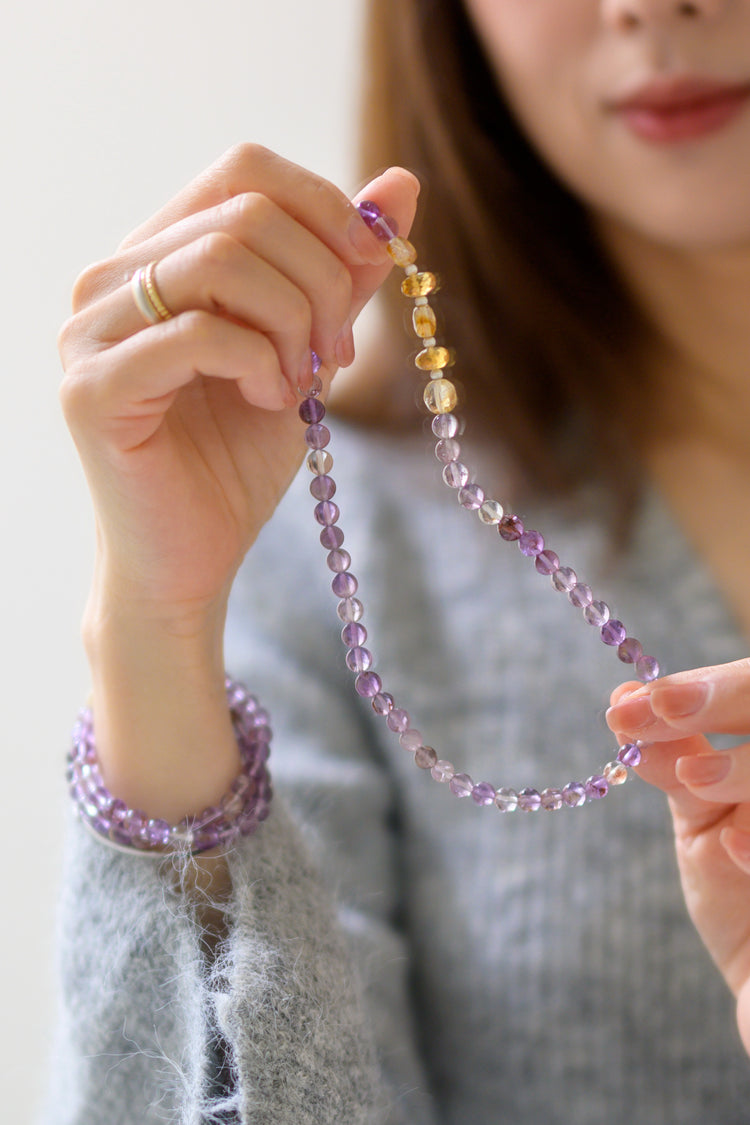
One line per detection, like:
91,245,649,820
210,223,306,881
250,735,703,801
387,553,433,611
67,678,273,853
300,200,657,813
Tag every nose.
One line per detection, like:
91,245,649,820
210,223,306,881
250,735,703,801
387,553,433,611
602,0,727,28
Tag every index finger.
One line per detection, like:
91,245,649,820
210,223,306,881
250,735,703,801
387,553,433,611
118,143,389,267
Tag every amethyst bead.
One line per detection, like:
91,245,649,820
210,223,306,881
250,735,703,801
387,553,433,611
535,550,560,576
399,729,423,752
584,600,610,627
326,548,351,573
435,438,461,463
449,772,474,798
337,597,364,623
562,782,587,808
601,619,627,646
314,500,339,526
310,475,336,501
442,461,470,489
585,774,609,800
518,787,542,812
341,622,367,648
320,525,344,549
372,692,394,715
431,760,455,783
357,199,382,226
471,781,496,806
498,514,524,541
332,571,358,598
299,397,326,424
569,583,593,609
636,655,660,682
618,637,643,665
617,742,642,768
386,707,410,732
494,787,519,812
305,423,331,449
519,530,544,557
458,483,485,510
551,566,577,592
432,413,459,438
346,646,373,673
541,787,563,811
415,746,438,770
355,671,382,697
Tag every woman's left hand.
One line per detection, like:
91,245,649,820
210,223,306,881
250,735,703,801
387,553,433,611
606,658,750,1055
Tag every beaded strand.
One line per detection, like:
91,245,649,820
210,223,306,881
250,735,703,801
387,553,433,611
299,200,657,814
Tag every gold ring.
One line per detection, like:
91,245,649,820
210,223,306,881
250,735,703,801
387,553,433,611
130,261,173,325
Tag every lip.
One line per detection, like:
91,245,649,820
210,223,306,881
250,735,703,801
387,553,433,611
609,77,750,144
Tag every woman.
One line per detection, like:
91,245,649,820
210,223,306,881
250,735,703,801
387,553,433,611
50,0,750,1121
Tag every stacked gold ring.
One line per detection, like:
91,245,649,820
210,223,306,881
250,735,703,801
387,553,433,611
130,261,173,325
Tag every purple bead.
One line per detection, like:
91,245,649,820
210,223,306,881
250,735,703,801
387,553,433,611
314,500,339,526
357,199,382,226
471,781,496,806
355,671,382,697
415,746,438,770
146,818,171,847
601,619,627,646
341,622,366,648
449,772,474,798
435,438,461,463
535,550,560,576
519,530,544,557
569,583,593,609
372,214,399,241
562,782,587,807
320,525,344,549
399,729,423,752
498,514,524,541
618,637,644,665
541,787,563,811
299,397,326,424
326,548,352,573
459,483,485,510
636,655,660,683
332,571,358,598
617,742,642,768
552,566,577,592
518,787,542,812
442,461,470,489
432,760,455,783
583,600,610,627
585,774,609,800
346,646,373,673
372,691,394,715
310,351,322,376
432,413,459,438
386,707,410,732
305,423,331,449
310,474,336,501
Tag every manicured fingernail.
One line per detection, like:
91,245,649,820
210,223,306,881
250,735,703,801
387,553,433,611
334,321,355,368
653,681,709,718
348,213,383,263
676,753,730,787
606,696,656,733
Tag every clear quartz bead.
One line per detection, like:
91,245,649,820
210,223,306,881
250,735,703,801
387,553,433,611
495,787,518,812
603,761,629,786
412,305,437,338
399,729,423,752
431,759,455,783
478,499,505,524
584,600,610,627
432,413,459,438
337,597,364,623
423,377,458,413
552,566,577,592
449,772,474,798
435,438,461,463
306,449,333,475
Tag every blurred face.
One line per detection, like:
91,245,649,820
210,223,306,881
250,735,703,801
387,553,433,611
464,0,750,250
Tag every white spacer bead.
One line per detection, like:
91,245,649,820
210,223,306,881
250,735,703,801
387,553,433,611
415,296,428,306
404,264,418,275
423,337,437,348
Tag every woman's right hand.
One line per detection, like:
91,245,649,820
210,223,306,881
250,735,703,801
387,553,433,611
60,145,419,623
59,145,419,821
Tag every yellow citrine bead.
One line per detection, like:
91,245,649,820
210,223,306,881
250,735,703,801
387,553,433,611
387,236,418,268
401,271,439,298
423,378,458,414
415,345,451,371
412,304,437,338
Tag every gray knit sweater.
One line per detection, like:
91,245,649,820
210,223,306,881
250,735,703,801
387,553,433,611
45,421,750,1124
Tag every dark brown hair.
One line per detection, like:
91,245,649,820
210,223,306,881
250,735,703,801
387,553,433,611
356,0,659,523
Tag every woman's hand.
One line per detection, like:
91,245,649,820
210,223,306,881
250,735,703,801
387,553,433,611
60,145,419,622
606,658,750,1055
58,145,419,821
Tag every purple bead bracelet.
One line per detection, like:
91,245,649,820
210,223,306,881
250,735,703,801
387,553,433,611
67,677,272,854
298,199,660,815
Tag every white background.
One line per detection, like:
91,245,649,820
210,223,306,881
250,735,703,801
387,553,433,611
0,2,363,1117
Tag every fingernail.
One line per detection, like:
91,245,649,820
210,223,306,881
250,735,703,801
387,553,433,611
334,321,355,368
348,213,383,263
676,753,730,787
653,681,709,718
606,696,657,733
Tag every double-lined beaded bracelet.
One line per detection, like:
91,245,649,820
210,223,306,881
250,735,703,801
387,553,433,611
299,199,657,815
67,677,272,854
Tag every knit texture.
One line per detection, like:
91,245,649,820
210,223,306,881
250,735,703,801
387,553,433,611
45,420,750,1123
